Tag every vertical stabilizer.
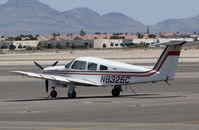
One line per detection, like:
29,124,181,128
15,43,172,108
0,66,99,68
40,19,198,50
153,42,185,80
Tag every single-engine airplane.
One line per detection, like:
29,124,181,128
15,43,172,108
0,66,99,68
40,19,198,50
12,41,186,98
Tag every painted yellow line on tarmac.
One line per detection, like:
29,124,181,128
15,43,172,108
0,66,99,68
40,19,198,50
49,121,199,130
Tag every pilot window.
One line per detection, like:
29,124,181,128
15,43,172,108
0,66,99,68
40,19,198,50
88,63,97,70
100,65,108,70
71,61,86,70
65,60,74,68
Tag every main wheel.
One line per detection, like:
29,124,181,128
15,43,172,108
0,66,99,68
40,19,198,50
68,90,76,98
50,90,57,98
112,88,120,97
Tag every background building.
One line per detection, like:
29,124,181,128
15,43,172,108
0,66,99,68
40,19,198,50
94,39,133,48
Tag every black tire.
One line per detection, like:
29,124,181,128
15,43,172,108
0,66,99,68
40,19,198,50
50,90,57,98
68,90,76,98
112,88,120,97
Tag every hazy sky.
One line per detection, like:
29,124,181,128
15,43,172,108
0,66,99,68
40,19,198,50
0,0,199,25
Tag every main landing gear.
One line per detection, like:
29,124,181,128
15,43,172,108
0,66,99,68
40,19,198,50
112,85,122,97
67,84,76,98
49,85,122,98
68,90,76,98
50,87,57,98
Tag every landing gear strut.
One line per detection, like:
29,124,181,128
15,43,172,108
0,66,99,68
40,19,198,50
50,87,57,98
112,85,122,97
68,84,76,98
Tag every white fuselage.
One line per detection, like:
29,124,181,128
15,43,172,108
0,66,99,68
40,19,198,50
42,57,164,87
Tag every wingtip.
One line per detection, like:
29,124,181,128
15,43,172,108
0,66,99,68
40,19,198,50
10,71,18,73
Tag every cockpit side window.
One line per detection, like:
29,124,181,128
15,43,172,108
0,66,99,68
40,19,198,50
100,65,108,70
65,60,74,68
71,61,87,70
88,62,97,70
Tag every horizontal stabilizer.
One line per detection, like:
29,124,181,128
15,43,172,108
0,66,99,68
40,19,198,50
154,41,187,46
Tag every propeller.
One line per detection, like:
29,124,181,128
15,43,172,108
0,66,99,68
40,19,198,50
34,61,44,70
34,61,59,93
51,61,58,66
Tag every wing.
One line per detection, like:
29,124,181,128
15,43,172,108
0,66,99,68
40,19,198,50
11,71,97,86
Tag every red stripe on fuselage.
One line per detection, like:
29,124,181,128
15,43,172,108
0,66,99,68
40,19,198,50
45,51,180,77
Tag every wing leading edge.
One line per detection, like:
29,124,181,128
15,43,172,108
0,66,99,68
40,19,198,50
11,71,97,86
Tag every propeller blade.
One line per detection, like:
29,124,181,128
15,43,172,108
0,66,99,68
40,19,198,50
45,80,49,93
34,62,44,70
52,61,58,66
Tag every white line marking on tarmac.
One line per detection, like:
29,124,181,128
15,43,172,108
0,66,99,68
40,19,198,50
130,101,199,107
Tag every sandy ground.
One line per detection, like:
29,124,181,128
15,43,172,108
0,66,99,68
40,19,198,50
0,48,199,66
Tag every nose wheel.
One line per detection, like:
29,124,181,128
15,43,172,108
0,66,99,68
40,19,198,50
50,87,57,98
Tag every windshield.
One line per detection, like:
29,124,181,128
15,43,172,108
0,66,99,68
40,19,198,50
65,60,74,68
71,60,87,70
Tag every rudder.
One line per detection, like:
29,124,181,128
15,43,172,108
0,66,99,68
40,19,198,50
153,44,183,80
